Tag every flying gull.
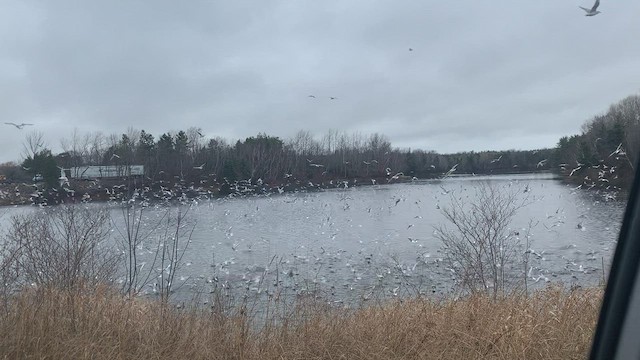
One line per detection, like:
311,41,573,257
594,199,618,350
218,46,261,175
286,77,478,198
579,0,601,16
5,122,33,129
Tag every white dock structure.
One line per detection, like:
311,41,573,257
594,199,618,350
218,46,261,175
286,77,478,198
69,165,144,180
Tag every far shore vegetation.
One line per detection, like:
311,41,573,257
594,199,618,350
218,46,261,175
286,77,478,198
0,92,638,206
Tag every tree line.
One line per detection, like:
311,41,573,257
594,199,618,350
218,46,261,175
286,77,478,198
1,92,638,191
3,128,555,189
554,93,639,189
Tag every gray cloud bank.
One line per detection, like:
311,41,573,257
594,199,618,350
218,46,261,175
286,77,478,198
0,0,639,162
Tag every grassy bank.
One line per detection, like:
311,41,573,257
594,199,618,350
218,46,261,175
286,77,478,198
0,286,601,359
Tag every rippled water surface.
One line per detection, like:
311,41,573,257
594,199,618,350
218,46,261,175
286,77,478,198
0,173,626,305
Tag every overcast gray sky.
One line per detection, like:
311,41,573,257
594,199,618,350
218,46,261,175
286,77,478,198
0,0,639,163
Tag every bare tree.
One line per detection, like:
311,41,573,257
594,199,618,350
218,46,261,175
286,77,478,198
290,130,319,157
6,206,120,292
0,232,23,313
186,126,205,158
434,183,530,299
113,204,168,296
155,206,195,303
618,94,640,167
60,128,92,171
87,131,106,165
21,130,46,159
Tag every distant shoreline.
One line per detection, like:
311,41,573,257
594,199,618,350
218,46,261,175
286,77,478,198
0,170,596,208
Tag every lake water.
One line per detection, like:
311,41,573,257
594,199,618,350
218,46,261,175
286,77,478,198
0,173,627,306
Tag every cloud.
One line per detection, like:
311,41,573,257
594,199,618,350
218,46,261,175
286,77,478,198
0,0,639,163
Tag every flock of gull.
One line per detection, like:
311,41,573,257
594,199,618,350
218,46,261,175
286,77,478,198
96,169,623,308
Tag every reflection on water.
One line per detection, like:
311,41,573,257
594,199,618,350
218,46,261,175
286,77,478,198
0,173,626,305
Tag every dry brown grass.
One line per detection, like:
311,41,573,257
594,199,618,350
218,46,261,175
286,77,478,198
0,286,602,359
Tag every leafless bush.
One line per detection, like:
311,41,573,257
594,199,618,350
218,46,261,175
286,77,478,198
0,236,22,313
434,183,530,299
154,206,195,303
113,204,195,303
114,204,167,296
6,206,120,292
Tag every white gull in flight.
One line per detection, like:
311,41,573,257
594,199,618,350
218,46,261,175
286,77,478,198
580,0,601,16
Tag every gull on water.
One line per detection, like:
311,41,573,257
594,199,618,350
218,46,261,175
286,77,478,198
580,0,601,16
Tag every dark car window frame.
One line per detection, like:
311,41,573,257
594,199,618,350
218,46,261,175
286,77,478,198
590,158,640,360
